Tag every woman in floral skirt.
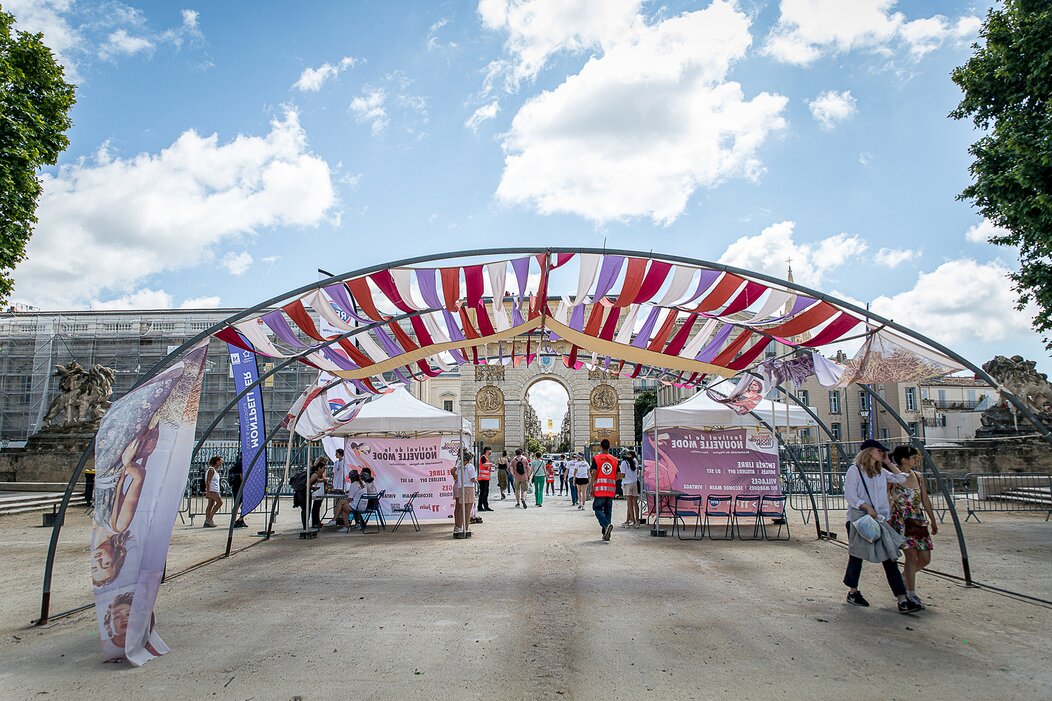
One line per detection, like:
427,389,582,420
888,446,938,608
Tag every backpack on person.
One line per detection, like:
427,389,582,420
514,456,527,476
289,469,308,492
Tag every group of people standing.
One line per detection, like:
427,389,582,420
843,438,938,613
451,439,642,543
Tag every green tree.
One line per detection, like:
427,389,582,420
950,0,1052,349
634,389,657,443
524,436,544,456
0,10,76,302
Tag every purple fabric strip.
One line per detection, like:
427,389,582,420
569,303,586,331
547,329,561,341
391,368,412,386
442,310,466,342
680,269,721,306
416,269,444,310
320,346,359,370
696,324,733,362
511,257,531,299
372,326,404,357
449,348,468,365
511,302,525,326
323,284,373,324
790,295,815,315
591,255,625,301
630,307,661,348
349,379,371,394
262,311,309,349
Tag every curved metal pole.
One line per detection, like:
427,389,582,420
224,419,286,555
858,384,972,585
746,411,823,539
40,245,1024,624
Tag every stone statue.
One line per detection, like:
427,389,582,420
42,361,117,429
978,355,1052,435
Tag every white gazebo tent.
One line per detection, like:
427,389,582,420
287,385,472,535
642,391,817,533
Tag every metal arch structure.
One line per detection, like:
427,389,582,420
37,246,1049,623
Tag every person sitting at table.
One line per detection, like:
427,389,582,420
352,467,381,532
336,469,364,532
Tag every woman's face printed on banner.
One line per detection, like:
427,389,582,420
104,592,134,648
91,532,131,588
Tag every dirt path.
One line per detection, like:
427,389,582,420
0,495,1049,699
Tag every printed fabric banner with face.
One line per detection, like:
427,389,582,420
642,427,780,506
90,341,208,666
342,436,459,520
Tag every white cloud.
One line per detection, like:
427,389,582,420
426,18,458,50
965,218,1009,244
12,108,338,309
221,251,253,276
493,1,787,224
350,88,389,135
874,247,918,268
465,101,500,132
293,56,359,92
179,295,221,309
90,289,174,310
98,29,154,60
763,0,980,66
718,220,868,287
808,90,857,130
478,0,642,90
870,259,1035,343
858,152,873,166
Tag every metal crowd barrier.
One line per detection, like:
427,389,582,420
960,472,1052,522
781,467,954,525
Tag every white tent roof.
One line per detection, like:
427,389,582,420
643,391,817,431
326,386,472,436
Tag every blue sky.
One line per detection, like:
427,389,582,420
7,0,1047,375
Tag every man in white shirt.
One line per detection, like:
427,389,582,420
332,448,347,493
452,452,477,538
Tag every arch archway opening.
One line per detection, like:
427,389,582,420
525,379,570,454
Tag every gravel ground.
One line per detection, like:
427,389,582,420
0,495,1049,700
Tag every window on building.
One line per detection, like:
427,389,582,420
799,428,811,442
828,391,840,414
879,428,889,441
905,387,917,412
859,390,869,411
831,423,841,441
860,421,868,439
18,376,32,405
443,400,454,413
967,389,976,403
921,387,929,400
908,422,919,437
797,389,809,406
938,389,946,403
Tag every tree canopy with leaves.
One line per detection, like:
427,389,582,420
950,0,1052,349
0,9,76,304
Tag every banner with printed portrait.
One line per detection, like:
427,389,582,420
642,427,780,507
90,341,208,666
342,435,459,521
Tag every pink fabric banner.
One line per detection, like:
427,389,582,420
343,436,460,520
642,427,780,506
91,341,209,666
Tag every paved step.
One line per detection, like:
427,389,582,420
0,493,71,516
989,492,1052,507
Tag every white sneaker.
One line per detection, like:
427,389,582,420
337,526,350,533
326,519,338,526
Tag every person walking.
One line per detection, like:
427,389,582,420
545,459,555,496
843,440,922,614
590,440,618,541
228,452,248,529
203,455,224,528
889,445,938,608
557,455,568,496
569,453,588,509
620,451,640,528
477,447,494,512
531,452,546,507
496,450,510,500
511,449,531,508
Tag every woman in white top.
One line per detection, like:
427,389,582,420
451,451,477,537
842,440,920,613
619,452,640,528
203,455,224,528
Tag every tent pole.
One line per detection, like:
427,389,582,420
651,387,664,536
266,416,299,540
225,420,284,554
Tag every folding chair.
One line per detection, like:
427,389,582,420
759,494,790,541
703,494,733,540
356,489,387,534
732,494,762,540
390,492,420,533
672,495,704,540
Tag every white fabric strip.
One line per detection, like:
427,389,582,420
678,318,718,360
572,253,602,306
654,265,697,307
234,319,295,358
306,290,356,334
740,290,792,325
354,331,391,363
391,268,428,311
613,304,641,345
422,311,453,345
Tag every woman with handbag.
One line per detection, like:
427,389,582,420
843,440,922,614
888,446,938,609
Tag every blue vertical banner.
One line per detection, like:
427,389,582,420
227,342,267,513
